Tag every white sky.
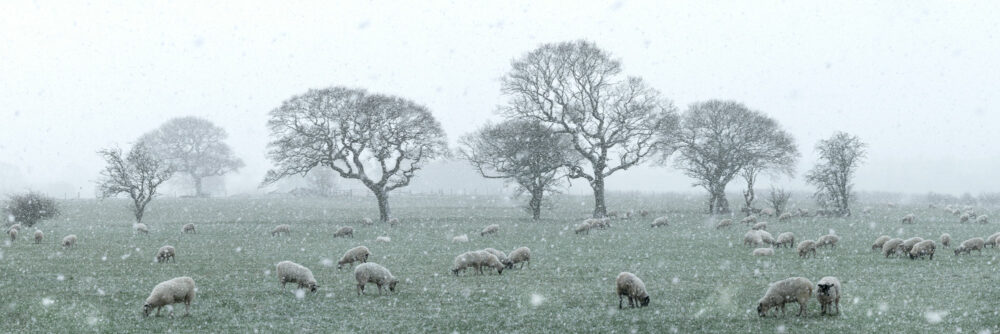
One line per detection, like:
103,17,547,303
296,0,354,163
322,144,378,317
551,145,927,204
1,1,999,197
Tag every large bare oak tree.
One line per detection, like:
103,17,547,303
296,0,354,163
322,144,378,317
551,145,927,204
139,116,244,197
96,143,174,224
805,132,867,216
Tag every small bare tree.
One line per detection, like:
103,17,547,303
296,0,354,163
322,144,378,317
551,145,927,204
97,143,174,224
459,120,577,220
766,186,791,216
263,87,448,222
501,40,679,218
805,132,867,216
139,116,244,197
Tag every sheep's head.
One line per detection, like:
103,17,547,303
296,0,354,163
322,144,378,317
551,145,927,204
640,295,650,307
757,303,768,317
496,267,503,275
388,279,398,292
503,260,514,269
309,282,319,293
142,303,152,317
954,247,962,255
818,283,833,296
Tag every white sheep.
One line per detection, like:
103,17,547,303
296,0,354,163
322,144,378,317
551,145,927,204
901,214,915,224
134,223,149,234
375,236,391,243
940,233,951,248
715,219,733,229
760,208,775,217
757,277,813,317
871,235,890,251
775,232,795,248
61,234,77,248
960,213,970,223
143,276,195,317
758,231,775,246
955,237,985,255
816,234,840,248
355,262,398,295
276,261,318,292
744,231,764,247
778,213,793,222
34,230,43,244
451,250,504,275
638,210,649,218
338,246,370,269
752,248,775,256
650,217,669,228
615,272,650,309
797,240,817,258
452,234,469,243
271,224,291,237
909,240,936,260
751,222,767,231
156,245,176,263
8,228,17,242
481,224,499,236
587,218,611,229
333,226,354,238
483,248,513,268
882,238,904,257
816,276,841,316
898,237,924,255
987,232,1000,248
740,216,757,225
509,247,531,269
181,223,196,234
361,218,374,226
977,215,990,224
574,222,592,235
388,218,400,226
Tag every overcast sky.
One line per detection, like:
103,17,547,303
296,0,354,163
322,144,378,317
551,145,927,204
2,1,998,197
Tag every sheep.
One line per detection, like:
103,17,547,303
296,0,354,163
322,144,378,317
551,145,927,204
978,215,990,224
355,262,399,295
33,230,42,244
509,247,531,269
909,240,936,260
8,228,17,242
715,219,733,229
740,216,757,225
388,218,400,226
758,231,775,246
898,237,924,255
775,232,795,248
574,222,592,235
960,213,970,223
752,248,775,256
484,248,513,268
333,226,354,238
987,232,1000,248
480,224,499,236
862,207,873,214
7,224,21,234
61,234,77,248
751,222,767,231
181,223,196,234
650,217,669,228
901,214,915,224
587,218,611,229
360,218,374,226
143,277,195,317
778,213,793,222
375,236,391,243
276,261,319,292
616,272,650,309
760,208,775,217
451,250,504,275
156,245,176,263
757,277,813,317
816,276,841,316
638,210,649,218
955,237,985,255
797,208,810,217
882,238,904,257
744,230,764,247
872,235,890,251
338,246,370,269
816,234,840,248
270,224,291,237
452,234,469,243
607,211,620,219
940,233,951,248
134,223,149,234
797,240,817,258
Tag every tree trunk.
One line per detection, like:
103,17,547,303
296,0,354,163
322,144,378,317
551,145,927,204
709,184,730,214
528,188,543,220
743,184,755,211
591,174,607,218
374,189,391,222
193,175,204,197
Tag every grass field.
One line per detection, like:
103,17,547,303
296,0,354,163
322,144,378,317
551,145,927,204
2,194,1000,333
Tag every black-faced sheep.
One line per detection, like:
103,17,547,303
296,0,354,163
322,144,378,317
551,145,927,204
757,277,813,317
909,240,935,260
898,237,924,255
483,248,513,268
775,232,795,248
509,247,531,269
276,261,318,292
354,262,398,296
156,245,175,263
955,237,985,255
616,272,650,309
143,277,195,317
816,276,841,316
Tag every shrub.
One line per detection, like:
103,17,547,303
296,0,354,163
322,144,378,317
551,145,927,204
4,191,60,227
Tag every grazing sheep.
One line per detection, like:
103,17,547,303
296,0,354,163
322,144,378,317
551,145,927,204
955,237,985,255
638,210,649,218
574,222,592,235
481,224,499,236
740,216,757,225
960,213,970,223
816,234,840,248
751,222,767,231
134,223,149,234
898,237,924,255
156,245,176,263
587,218,611,229
977,215,990,224
388,218,400,226
744,231,764,247
142,277,195,317
333,226,354,238
509,247,531,269
361,218,374,226
871,235,890,251
34,230,42,244
375,236,391,243
816,276,841,316
940,233,951,248
270,224,291,237
797,208,810,217
484,248,513,268
355,262,398,295
909,240,936,260
778,213,793,222
715,219,733,229
758,231,775,246
753,248,775,256
797,240,817,258
757,277,814,317
987,232,1000,248
607,211,619,219
760,208,775,217
901,214,915,224
451,250,504,275
61,234,77,248
8,228,17,242
883,238,905,257
616,272,650,309
452,234,469,243
650,217,669,228
775,232,795,248
181,223,196,234
337,246,371,269
276,261,319,292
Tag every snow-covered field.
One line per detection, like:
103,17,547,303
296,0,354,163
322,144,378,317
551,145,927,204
2,195,997,333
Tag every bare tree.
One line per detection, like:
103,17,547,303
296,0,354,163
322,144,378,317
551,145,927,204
139,116,244,197
501,40,679,218
739,128,798,212
766,186,791,216
805,132,867,216
263,87,448,222
671,100,798,214
459,120,577,220
303,166,338,197
96,143,174,224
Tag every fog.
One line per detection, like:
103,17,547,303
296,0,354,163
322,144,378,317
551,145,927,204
2,1,998,198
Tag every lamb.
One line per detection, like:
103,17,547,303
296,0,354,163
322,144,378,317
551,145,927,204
338,246,370,269
909,240,936,260
134,223,149,234
715,219,733,229
986,232,1000,248
354,262,399,295
816,276,841,316
757,277,813,317
901,214,915,224
452,234,469,243
796,240,817,258
775,232,795,248
181,223,196,234
509,247,531,269
758,231,775,246
940,233,951,248
61,234,77,248
276,261,319,292
483,248,513,268
333,226,354,238
752,248,775,256
615,272,650,309
882,238,904,257
751,222,767,231
778,213,793,222
8,228,16,242
480,224,499,236
744,231,763,247
650,217,669,228
898,237,924,254
155,245,176,263
955,237,985,255
375,236,391,243
451,250,504,275
270,224,291,237
34,230,42,244
574,222,592,235
977,215,989,224
740,216,757,225
816,234,840,248
872,235,890,251
143,277,195,317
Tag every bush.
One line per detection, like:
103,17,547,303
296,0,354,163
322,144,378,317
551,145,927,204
4,191,60,227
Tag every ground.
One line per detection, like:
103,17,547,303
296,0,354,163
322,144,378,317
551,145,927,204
1,194,999,333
